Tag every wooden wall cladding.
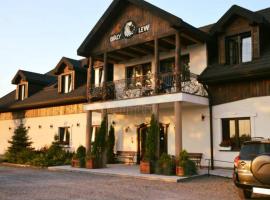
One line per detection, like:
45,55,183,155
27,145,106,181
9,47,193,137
218,16,260,64
209,79,270,105
91,3,174,54
0,104,85,121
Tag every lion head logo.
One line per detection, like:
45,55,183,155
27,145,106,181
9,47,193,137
123,21,137,38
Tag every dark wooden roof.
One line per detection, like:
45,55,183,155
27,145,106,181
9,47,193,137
257,7,270,23
210,5,269,34
53,57,87,75
77,0,210,57
11,70,56,85
199,50,270,84
0,57,87,112
199,6,270,84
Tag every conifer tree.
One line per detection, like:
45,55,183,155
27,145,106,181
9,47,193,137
107,125,115,164
8,123,32,154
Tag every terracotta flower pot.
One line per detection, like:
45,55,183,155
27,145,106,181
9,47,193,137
71,159,80,168
86,159,95,169
140,161,152,174
176,166,184,176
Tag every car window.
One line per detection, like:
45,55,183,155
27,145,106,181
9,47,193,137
240,143,270,160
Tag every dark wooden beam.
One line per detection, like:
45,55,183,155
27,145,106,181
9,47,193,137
161,37,175,46
117,50,139,58
144,41,168,52
181,33,201,44
111,51,133,60
125,47,147,56
129,46,152,55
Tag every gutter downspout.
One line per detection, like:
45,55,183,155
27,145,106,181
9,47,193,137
203,84,214,170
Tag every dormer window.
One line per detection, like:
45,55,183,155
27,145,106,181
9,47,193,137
226,32,252,65
18,84,26,100
61,73,73,93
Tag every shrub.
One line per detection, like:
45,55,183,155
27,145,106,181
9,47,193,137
107,125,115,164
156,153,175,175
91,117,107,167
178,150,197,176
5,123,33,163
144,114,159,162
183,160,197,176
74,146,86,168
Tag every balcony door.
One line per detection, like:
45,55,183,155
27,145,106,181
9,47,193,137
126,63,151,89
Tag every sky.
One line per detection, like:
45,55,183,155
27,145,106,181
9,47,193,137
0,0,270,98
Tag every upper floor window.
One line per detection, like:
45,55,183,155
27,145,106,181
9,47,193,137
61,74,72,93
18,84,26,100
226,32,252,65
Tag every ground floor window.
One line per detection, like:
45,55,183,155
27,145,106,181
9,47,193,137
221,117,251,151
59,127,70,146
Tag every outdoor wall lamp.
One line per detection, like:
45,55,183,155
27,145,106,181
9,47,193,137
38,125,42,129
8,127,12,130
27,126,30,129
76,123,80,127
50,124,53,128
125,126,130,133
201,114,205,121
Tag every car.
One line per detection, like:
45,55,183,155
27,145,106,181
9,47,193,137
233,138,270,198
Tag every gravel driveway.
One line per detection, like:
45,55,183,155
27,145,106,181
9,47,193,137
0,166,269,200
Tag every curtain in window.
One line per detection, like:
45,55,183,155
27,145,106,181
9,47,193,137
242,37,252,62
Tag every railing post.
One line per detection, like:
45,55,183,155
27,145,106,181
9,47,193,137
103,52,108,100
175,31,182,92
86,56,93,153
87,57,93,101
154,38,159,94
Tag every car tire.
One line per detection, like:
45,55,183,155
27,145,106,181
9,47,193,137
243,189,252,199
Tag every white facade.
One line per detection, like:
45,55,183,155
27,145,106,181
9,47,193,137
212,96,270,167
106,103,210,165
0,112,101,155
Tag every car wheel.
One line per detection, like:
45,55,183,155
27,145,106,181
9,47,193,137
243,189,252,199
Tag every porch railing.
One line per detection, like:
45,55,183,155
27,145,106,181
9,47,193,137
90,72,207,102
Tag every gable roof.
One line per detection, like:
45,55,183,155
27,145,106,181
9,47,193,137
210,5,268,34
77,0,209,57
257,7,270,23
199,50,270,84
0,57,88,112
11,70,56,85
53,57,87,75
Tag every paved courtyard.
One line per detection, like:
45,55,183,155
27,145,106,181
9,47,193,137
0,166,269,200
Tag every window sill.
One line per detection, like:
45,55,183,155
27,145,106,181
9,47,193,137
219,150,239,152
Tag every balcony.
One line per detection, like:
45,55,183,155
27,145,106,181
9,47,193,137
89,72,207,102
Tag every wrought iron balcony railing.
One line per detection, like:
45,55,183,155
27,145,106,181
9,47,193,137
89,72,207,102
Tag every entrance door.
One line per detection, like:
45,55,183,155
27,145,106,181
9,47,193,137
136,124,148,164
159,123,169,156
136,123,169,163
140,126,147,161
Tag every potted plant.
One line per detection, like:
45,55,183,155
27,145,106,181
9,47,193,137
156,153,175,175
71,146,86,168
71,154,80,168
85,150,95,169
176,150,197,177
140,157,152,174
176,150,188,176
140,114,158,174
219,139,232,151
